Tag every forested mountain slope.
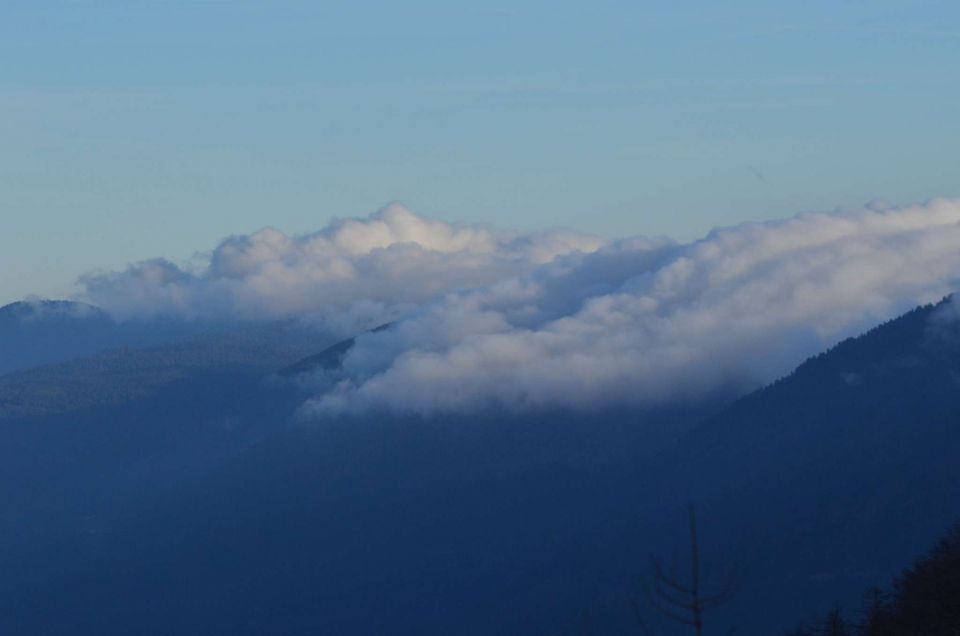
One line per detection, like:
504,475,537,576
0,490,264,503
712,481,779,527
1,301,958,635
0,300,204,375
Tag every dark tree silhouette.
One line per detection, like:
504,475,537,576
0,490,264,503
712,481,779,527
857,588,893,636
786,522,960,636
878,522,960,635
785,608,853,636
639,506,737,635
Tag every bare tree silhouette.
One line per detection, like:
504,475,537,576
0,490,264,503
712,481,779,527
639,505,738,636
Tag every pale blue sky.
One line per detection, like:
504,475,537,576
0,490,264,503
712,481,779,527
2,0,959,304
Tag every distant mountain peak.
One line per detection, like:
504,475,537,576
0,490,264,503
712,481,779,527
0,299,106,321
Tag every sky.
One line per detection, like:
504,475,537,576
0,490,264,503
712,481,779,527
2,0,959,305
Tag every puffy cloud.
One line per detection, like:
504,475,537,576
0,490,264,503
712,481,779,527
79,203,606,332
80,198,960,416
302,198,960,416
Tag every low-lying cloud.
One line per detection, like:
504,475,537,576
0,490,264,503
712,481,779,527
80,198,960,416
300,199,960,416
80,203,605,333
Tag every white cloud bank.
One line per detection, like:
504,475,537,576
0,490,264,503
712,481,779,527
300,198,960,416
80,198,960,416
80,203,605,332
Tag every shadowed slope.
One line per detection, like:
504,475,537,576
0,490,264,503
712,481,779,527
2,301,960,635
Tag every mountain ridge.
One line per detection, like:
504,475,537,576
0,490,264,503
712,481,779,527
1,298,958,635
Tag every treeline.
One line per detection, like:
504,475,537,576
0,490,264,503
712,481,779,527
787,522,960,635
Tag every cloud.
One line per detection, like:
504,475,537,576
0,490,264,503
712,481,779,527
80,198,960,416
79,203,606,333
299,198,960,416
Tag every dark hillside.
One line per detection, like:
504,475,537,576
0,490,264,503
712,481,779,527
0,300,203,375
655,299,960,632
0,319,335,418
2,300,959,635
